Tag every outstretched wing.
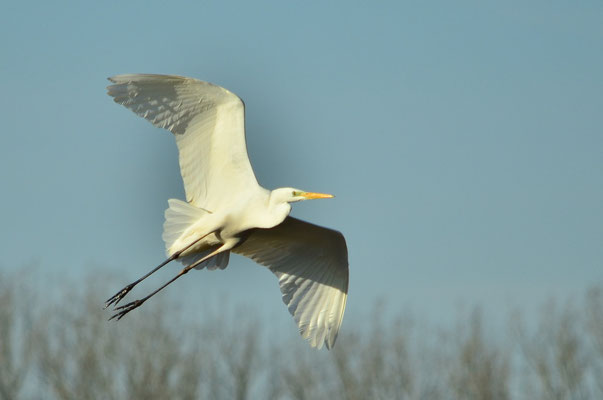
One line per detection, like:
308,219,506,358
234,217,349,349
107,74,260,210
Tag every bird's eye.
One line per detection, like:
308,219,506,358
292,191,296,196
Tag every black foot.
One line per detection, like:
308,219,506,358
104,282,137,309
108,299,145,321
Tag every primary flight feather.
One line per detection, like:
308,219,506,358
105,74,348,349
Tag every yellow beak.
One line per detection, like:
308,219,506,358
301,192,334,199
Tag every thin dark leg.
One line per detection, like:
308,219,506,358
104,232,212,309
109,267,188,320
104,254,177,309
108,247,223,321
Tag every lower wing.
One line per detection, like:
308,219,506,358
233,217,349,349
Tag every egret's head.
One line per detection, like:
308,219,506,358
266,188,334,228
272,187,334,204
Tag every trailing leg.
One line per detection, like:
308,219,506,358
104,231,212,309
109,244,231,320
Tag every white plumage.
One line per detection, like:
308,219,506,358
106,74,348,349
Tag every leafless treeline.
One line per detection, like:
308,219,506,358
1,272,602,400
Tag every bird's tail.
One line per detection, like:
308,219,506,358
162,199,230,271
162,199,209,254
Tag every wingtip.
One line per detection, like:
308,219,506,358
326,333,338,350
107,74,124,83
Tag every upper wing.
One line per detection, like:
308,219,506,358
233,217,349,349
107,74,260,210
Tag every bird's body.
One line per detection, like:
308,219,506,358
165,187,288,263
105,74,348,349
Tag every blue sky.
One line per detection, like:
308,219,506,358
1,0,602,327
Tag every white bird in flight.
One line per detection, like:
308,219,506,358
104,74,348,349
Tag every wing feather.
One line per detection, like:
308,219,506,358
233,217,349,349
107,74,260,209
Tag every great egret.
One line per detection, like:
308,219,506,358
104,74,348,349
